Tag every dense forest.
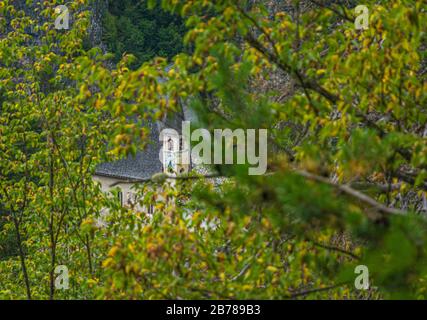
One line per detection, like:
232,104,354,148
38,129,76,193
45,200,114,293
0,0,426,300
102,0,185,66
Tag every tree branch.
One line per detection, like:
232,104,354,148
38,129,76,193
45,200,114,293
294,169,407,216
285,281,351,299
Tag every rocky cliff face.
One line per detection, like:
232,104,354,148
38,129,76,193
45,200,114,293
88,0,107,50
6,0,106,49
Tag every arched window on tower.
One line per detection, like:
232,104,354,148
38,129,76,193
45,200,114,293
167,137,174,152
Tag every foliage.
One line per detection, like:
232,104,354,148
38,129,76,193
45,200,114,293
102,0,185,68
0,0,426,300
0,0,156,299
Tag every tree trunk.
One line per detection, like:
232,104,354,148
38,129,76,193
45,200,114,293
13,218,32,300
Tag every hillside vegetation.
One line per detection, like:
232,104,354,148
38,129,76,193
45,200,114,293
102,0,185,67
0,0,426,299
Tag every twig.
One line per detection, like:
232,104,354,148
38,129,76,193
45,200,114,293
308,0,354,23
309,240,361,260
294,169,406,216
107,173,226,188
286,281,351,299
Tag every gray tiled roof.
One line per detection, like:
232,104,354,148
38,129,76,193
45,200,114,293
95,121,163,180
